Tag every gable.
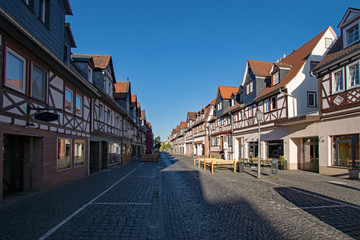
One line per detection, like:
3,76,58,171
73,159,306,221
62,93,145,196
338,8,360,29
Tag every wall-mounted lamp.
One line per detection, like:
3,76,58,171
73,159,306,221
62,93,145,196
319,136,324,142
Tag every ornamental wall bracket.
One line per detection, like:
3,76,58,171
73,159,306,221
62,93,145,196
27,104,62,122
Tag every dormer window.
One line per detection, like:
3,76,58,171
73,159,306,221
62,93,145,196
272,71,280,86
347,24,359,46
246,82,253,95
87,66,93,83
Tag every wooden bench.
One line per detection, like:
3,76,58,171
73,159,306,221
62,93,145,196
210,159,237,174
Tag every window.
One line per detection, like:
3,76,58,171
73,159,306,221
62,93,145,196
108,143,121,164
271,97,276,110
246,82,253,95
74,140,85,167
99,104,104,121
5,47,27,93
272,71,280,86
332,69,344,93
107,109,111,124
76,94,82,116
347,24,359,46
264,99,270,112
87,66,93,83
310,61,320,72
39,0,49,25
325,38,332,49
332,134,359,168
31,65,46,101
249,106,253,117
65,88,73,112
57,138,72,171
307,92,316,107
348,62,360,88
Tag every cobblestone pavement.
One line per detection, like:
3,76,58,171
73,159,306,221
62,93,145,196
0,153,359,239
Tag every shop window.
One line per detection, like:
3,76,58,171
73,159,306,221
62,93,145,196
57,138,72,171
248,142,258,158
74,140,85,167
267,140,283,159
31,65,47,101
332,134,359,168
109,143,121,164
5,47,27,93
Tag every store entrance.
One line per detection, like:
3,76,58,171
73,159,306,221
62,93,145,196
3,135,24,197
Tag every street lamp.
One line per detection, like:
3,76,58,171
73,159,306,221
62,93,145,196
256,109,263,179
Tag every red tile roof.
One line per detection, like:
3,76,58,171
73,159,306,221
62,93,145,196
248,60,273,77
256,27,331,100
114,81,129,93
180,121,187,129
217,86,239,100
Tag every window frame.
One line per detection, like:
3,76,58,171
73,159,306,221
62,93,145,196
64,87,73,113
332,68,345,94
346,23,359,47
4,47,27,94
74,140,85,168
31,63,47,102
99,103,104,121
346,61,360,89
57,138,72,171
75,94,82,117
272,71,280,86
246,81,253,95
307,91,317,107
87,66,93,83
264,99,270,112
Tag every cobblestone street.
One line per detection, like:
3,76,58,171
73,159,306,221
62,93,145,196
1,153,360,239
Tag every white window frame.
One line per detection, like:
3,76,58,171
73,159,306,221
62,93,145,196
344,20,360,48
332,68,345,94
246,81,253,95
307,92,317,107
5,47,27,94
346,61,360,89
273,71,280,86
264,99,270,112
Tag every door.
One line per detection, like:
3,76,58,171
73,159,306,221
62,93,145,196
301,138,319,173
3,135,24,196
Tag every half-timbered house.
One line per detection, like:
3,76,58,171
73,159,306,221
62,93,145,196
231,27,337,170
184,112,196,155
312,8,360,178
209,86,238,159
0,0,101,202
71,54,127,173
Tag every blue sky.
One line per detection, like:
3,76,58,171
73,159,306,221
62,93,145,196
67,0,359,141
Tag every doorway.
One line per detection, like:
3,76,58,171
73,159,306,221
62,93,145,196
3,135,24,196
301,137,319,173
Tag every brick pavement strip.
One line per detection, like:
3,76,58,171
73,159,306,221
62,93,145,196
0,153,359,239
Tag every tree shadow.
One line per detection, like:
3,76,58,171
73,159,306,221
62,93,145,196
275,187,360,239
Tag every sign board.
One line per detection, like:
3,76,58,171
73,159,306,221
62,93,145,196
34,112,59,122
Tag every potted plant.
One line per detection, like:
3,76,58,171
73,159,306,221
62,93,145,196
280,156,287,170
